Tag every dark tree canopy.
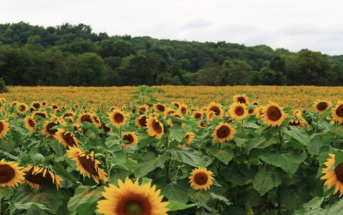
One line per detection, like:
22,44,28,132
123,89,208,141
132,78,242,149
0,22,342,86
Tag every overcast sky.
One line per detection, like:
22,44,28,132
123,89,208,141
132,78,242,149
1,0,342,55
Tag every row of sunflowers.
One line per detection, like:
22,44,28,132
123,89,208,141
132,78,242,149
1,86,343,214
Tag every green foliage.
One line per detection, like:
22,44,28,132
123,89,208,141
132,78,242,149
0,77,9,93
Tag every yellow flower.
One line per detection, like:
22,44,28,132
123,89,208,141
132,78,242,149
147,117,164,140
0,159,25,188
261,103,287,127
122,132,138,148
189,167,214,191
212,123,235,143
228,103,248,120
332,101,343,124
23,165,62,190
321,153,343,197
0,120,10,139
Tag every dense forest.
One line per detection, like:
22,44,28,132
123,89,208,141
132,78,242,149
0,22,343,86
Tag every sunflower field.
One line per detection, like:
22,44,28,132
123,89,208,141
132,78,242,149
1,85,343,215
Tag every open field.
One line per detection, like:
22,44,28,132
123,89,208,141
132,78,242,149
1,86,343,215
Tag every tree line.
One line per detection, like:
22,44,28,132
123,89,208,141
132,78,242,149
0,22,342,86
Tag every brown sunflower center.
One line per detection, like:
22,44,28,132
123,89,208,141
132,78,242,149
216,125,230,138
267,106,282,121
78,155,99,177
138,116,147,127
237,97,246,104
52,105,58,109
123,134,134,145
153,121,163,134
25,167,53,185
0,164,15,183
28,118,36,128
114,113,124,123
19,105,26,111
63,132,78,147
194,113,202,119
235,106,244,116
123,200,145,215
81,114,93,123
156,105,165,112
173,103,180,108
317,102,328,111
335,162,343,183
103,123,111,132
181,107,187,114
336,105,343,117
248,109,254,114
210,106,220,116
46,122,59,135
93,116,100,124
194,172,208,185
63,113,73,118
42,102,46,106
0,122,3,133
33,103,40,109
35,113,47,118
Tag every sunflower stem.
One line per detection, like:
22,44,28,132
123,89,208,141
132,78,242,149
278,127,282,153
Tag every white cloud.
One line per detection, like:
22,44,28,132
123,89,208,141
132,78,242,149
0,0,342,55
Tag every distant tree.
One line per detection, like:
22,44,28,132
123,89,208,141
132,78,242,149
196,61,221,86
220,59,252,85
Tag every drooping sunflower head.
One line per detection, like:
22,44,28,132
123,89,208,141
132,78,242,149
122,132,138,148
0,120,10,139
288,119,301,128
233,94,249,104
212,123,235,144
31,101,41,110
314,100,332,113
192,111,203,120
109,110,126,127
179,104,188,115
17,103,28,114
0,159,25,188
207,102,223,117
92,114,102,128
229,102,248,120
262,103,287,127
77,113,94,125
154,103,166,113
67,147,108,184
147,117,164,140
332,101,343,124
189,167,214,191
42,121,60,137
24,116,36,132
135,115,148,129
23,165,62,190
55,129,81,148
184,132,195,145
97,177,169,215
321,153,343,197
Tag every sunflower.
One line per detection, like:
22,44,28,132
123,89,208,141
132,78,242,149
192,111,203,120
207,111,216,121
67,147,108,184
77,113,94,125
154,103,166,113
24,116,36,131
32,111,48,119
189,167,214,191
247,107,256,115
0,119,9,139
41,101,47,107
172,101,181,108
92,114,102,128
184,132,195,145
97,177,169,215
212,123,235,143
147,117,164,140
0,159,25,188
102,123,112,133
135,115,148,128
138,105,149,114
207,102,224,117
23,165,62,190
55,129,81,148
314,100,332,113
51,104,59,110
255,107,264,119
233,94,249,104
321,153,343,197
262,103,287,127
199,120,208,129
62,111,75,118
167,113,185,127
73,124,81,131
179,104,188,115
17,103,28,114
122,132,138,148
31,101,41,110
109,110,126,127
229,102,248,120
332,101,343,124
164,108,176,117
11,101,18,107
41,121,59,137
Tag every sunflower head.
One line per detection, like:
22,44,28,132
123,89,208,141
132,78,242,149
32,111,48,119
67,147,108,184
314,100,332,113
207,102,223,117
0,120,10,139
233,94,249,104
23,165,62,190
192,111,203,120
229,102,248,120
147,117,164,140
42,121,59,137
167,113,185,127
184,132,195,145
31,101,41,110
332,101,343,124
0,159,25,188
77,113,94,125
172,101,181,108
189,167,214,191
24,116,36,131
164,108,176,117
212,123,235,143
135,115,148,129
102,122,112,133
97,177,169,215
262,103,287,127
17,103,28,114
122,132,138,148
321,153,343,197
154,103,166,113
55,129,81,148
41,101,47,107
62,111,76,118
179,104,188,115
109,110,126,127
138,105,149,114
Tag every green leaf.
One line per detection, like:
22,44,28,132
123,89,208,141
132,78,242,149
253,167,283,195
245,136,277,153
76,202,97,215
14,202,50,211
307,140,330,155
52,162,78,185
162,183,189,204
293,197,325,215
210,146,233,165
327,196,343,214
281,126,310,146
169,148,202,167
30,153,45,163
167,200,197,211
277,186,312,211
169,123,185,142
260,151,306,174
0,187,14,200
335,151,343,168
67,186,103,215
135,157,160,177
210,193,231,206
237,188,267,207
